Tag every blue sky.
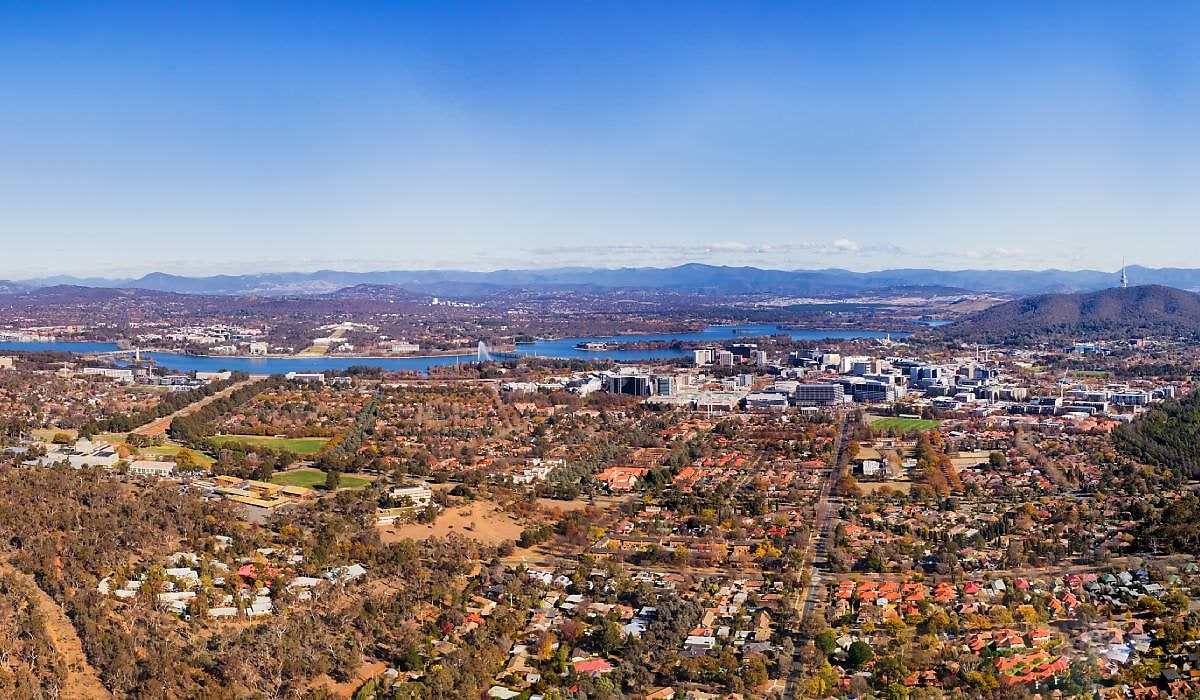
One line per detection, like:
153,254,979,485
1,1,1198,278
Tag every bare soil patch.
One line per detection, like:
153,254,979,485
380,500,524,546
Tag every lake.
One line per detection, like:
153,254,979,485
0,324,906,373
517,324,905,360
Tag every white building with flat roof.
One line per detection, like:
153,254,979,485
286,372,325,383
389,484,433,508
65,440,120,469
82,367,134,383
129,460,176,478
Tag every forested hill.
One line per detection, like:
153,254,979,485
1117,389,1200,552
1114,389,1200,477
940,285,1200,343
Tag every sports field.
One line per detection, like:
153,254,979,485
270,467,371,489
869,417,941,433
209,435,330,454
138,443,216,467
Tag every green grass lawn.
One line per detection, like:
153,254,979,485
127,384,171,393
870,417,942,434
95,432,130,443
209,435,330,455
138,443,216,467
270,467,371,490
32,428,76,442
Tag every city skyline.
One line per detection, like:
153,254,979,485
3,2,1199,277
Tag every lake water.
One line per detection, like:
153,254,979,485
0,324,906,373
909,319,952,327
518,324,904,361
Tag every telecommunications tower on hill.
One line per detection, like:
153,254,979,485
1120,260,1128,289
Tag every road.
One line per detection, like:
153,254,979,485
781,412,850,698
831,554,1194,583
130,375,265,437
797,411,853,624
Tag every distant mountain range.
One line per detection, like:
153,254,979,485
941,284,1200,343
0,263,1193,298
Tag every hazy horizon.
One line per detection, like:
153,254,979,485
3,261,1149,284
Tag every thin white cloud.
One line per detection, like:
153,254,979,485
525,239,877,260
703,241,750,252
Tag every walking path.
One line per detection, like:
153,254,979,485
0,560,111,699
131,376,264,436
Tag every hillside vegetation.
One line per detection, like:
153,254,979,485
1114,389,1200,477
942,285,1200,343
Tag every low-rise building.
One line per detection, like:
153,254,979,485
129,460,176,478
389,484,433,508
285,372,326,384
82,367,135,383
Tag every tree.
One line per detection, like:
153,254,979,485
814,629,838,656
175,448,199,470
805,661,840,696
597,620,623,654
52,432,72,445
776,637,794,678
742,657,768,690
847,640,874,669
352,678,377,700
324,470,341,490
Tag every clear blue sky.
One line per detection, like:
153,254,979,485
1,1,1198,278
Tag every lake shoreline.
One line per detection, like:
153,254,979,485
1,324,909,373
